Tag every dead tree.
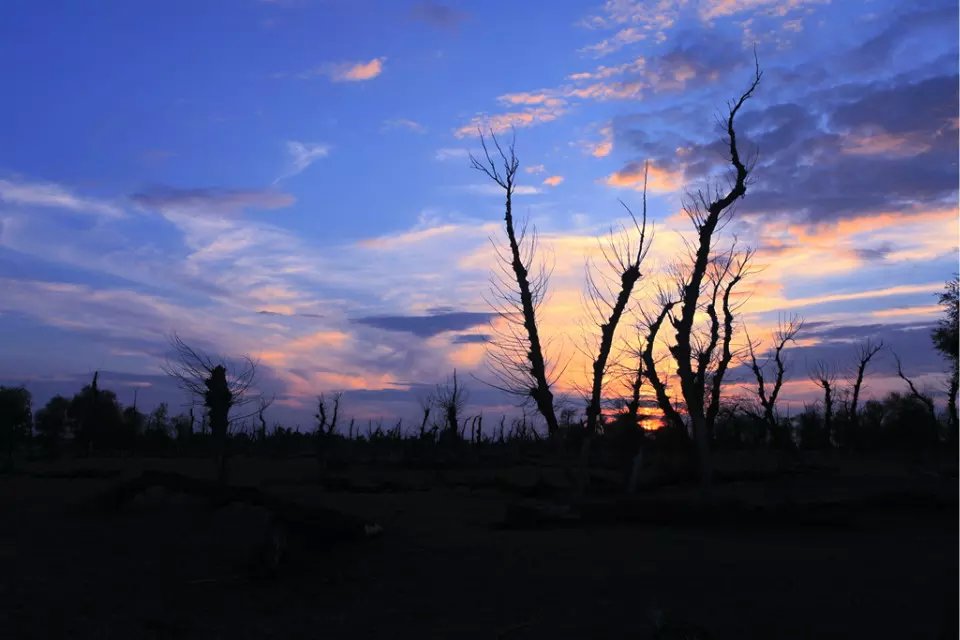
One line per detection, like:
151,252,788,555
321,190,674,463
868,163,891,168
809,361,838,446
645,61,762,498
849,338,883,427
471,131,560,436
436,370,468,440
624,354,645,426
637,292,686,434
163,333,257,483
583,165,651,435
256,395,274,442
744,314,804,442
315,392,342,436
893,353,936,417
417,391,434,439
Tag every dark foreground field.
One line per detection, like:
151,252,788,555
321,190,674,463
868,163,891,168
2,454,957,639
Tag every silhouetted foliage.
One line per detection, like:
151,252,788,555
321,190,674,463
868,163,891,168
0,385,32,465
855,392,941,450
932,274,958,437
68,372,125,453
34,394,70,454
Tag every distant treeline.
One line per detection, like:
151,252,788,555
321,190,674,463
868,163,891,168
0,374,952,469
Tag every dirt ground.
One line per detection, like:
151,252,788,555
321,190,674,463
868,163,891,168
1,455,957,639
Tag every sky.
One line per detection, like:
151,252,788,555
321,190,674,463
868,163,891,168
0,0,957,430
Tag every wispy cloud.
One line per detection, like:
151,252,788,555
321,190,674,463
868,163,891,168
460,184,542,196
0,178,125,218
131,187,295,216
435,147,470,161
275,141,330,182
382,118,427,134
579,27,646,57
543,175,564,187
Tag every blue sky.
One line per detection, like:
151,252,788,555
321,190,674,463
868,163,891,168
1,0,957,428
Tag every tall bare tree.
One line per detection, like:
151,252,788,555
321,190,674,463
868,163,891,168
809,361,838,446
645,61,762,497
744,314,804,442
163,333,257,483
583,165,651,434
472,130,560,435
849,338,883,428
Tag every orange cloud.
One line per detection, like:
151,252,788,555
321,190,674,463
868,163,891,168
330,57,385,82
569,80,644,101
455,103,567,137
872,304,941,319
543,175,564,187
498,91,563,106
700,0,827,21
605,161,684,193
590,125,614,157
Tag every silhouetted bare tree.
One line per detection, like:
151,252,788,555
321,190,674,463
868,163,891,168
637,291,685,434
436,369,468,440
849,338,883,428
163,333,257,483
893,352,936,418
417,391,434,439
744,314,804,443
471,131,560,436
256,395,274,442
315,392,342,436
809,361,838,446
583,165,651,435
644,60,762,498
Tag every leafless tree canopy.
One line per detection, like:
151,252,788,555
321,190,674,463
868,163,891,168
849,338,884,426
744,313,804,436
471,129,560,435
809,360,838,445
315,392,342,436
583,163,651,434
641,58,762,496
162,332,259,482
435,369,469,436
162,333,258,415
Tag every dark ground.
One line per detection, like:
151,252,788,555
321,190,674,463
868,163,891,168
1,453,957,639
